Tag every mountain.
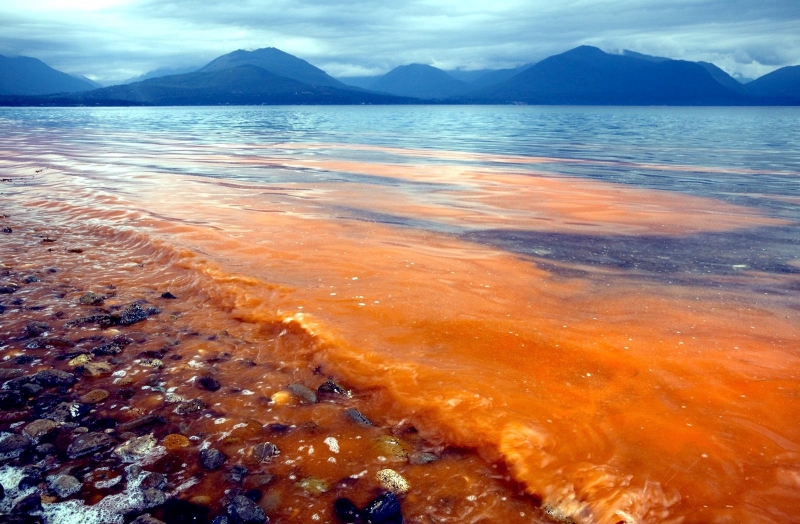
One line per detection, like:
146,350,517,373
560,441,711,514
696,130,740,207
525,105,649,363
465,64,535,90
371,64,469,99
20,65,414,106
621,50,671,62
0,54,96,96
745,66,800,102
200,48,345,88
696,61,746,93
471,46,749,105
337,76,380,89
122,66,200,85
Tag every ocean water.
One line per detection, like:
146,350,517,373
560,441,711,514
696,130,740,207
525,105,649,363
1,105,800,523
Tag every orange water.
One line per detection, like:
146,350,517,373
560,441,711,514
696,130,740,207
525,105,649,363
2,121,800,523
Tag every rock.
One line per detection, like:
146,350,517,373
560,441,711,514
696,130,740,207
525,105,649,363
0,434,31,459
23,275,41,284
244,474,274,489
229,465,249,483
252,442,280,462
372,436,410,461
376,469,410,495
161,498,210,523
25,321,51,337
141,488,168,509
117,414,163,433
0,368,23,381
91,343,122,356
20,384,43,398
227,495,267,524
39,337,75,348
23,419,58,443
287,383,317,404
13,493,42,514
140,471,167,491
131,514,166,524
114,434,160,463
0,481,4,500
161,292,177,299
35,443,56,455
197,375,221,392
175,398,207,415
81,362,113,377
33,369,76,388
138,358,163,369
68,354,92,367
80,389,109,404
67,431,116,458
49,474,82,498
0,285,17,294
211,517,231,524
297,477,328,495
0,391,23,410
2,227,11,234
334,498,363,523
79,292,105,306
364,492,403,524
44,402,88,423
162,434,191,451
345,408,373,426
409,452,438,465
119,303,149,326
317,380,351,399
200,448,227,470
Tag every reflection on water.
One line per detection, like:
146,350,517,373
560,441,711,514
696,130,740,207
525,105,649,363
2,106,800,523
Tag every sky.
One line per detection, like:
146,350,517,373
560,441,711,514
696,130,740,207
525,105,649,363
0,0,798,84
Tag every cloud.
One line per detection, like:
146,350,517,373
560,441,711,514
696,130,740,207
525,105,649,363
0,0,798,83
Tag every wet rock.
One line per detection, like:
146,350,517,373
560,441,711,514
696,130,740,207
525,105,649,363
0,285,17,294
364,492,403,524
40,337,75,348
25,321,51,338
162,433,191,451
287,383,317,404
117,414,163,433
132,514,167,524
197,375,221,392
0,391,24,410
140,471,167,491
334,498,363,523
409,452,438,465
68,354,92,367
23,419,59,442
200,448,227,470
80,361,113,377
345,408,373,426
111,334,134,346
80,389,109,404
14,356,36,366
245,474,274,490
92,342,123,356
229,465,249,483
175,398,207,415
35,443,56,455
161,498,210,523
0,368,23,381
297,477,329,495
79,292,105,306
0,304,4,315
49,474,82,498
44,402,89,423
13,493,42,514
211,517,230,524
33,369,76,388
252,442,280,462
114,434,160,463
161,292,177,299
0,434,31,459
2,227,11,234
227,495,267,524
141,487,168,509
138,358,163,369
317,380,351,399
23,275,41,284
372,436,410,461
0,481,4,499
119,303,149,326
376,469,410,495
67,431,116,458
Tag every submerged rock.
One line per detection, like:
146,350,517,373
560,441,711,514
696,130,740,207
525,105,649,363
376,469,410,495
287,383,317,404
160,292,177,299
79,292,105,306
33,369,77,388
317,380,351,399
119,303,149,326
364,492,403,524
80,389,109,404
23,419,59,442
345,408,373,426
200,448,227,470
67,431,115,458
252,442,280,462
25,321,51,338
49,474,82,498
197,375,221,392
0,434,31,459
334,498,363,523
227,495,267,524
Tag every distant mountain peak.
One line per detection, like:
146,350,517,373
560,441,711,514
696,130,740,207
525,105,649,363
371,63,468,99
0,54,96,96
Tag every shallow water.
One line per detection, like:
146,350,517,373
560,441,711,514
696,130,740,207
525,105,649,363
2,105,800,523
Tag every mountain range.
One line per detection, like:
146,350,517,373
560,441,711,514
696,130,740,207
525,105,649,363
0,45,798,106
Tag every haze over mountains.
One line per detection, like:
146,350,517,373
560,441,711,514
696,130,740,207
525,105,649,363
1,45,798,106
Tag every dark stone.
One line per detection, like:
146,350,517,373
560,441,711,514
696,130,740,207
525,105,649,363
334,498,363,523
0,285,17,294
40,337,75,348
119,303,149,326
364,492,403,524
229,465,249,483
2,227,11,234
111,335,134,346
141,487,167,509
197,375,221,392
264,423,289,434
409,452,438,465
252,442,279,462
117,414,163,433
345,408,374,426
0,303,5,315
140,471,167,491
79,292,105,306
0,481,4,499
146,307,161,316
18,476,40,491
67,431,116,458
227,495,267,524
13,493,42,514
25,321,51,337
132,514,167,524
0,368,24,381
32,369,77,388
317,381,349,399
244,489,262,502
287,383,317,404
161,498,210,524
211,517,230,524
0,434,31,458
200,448,227,470
176,398,207,415
23,275,41,284
161,292,177,299
0,391,23,409
14,355,35,366
92,343,123,356
244,474,274,489
36,443,56,455
50,474,82,498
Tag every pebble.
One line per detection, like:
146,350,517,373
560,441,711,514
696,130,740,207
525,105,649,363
67,431,116,459
23,275,41,284
376,469,410,495
409,452,439,465
119,303,150,326
140,471,167,491
117,414,162,432
317,380,351,399
25,321,51,337
345,408,373,426
0,368,23,381
229,465,249,483
163,433,191,451
287,383,317,404
141,487,168,509
200,448,227,470
80,389,110,404
161,292,177,299
0,434,31,459
364,492,403,524
79,292,105,306
227,495,267,524
131,514,167,524
334,498,363,523
197,375,221,391
372,435,410,461
33,369,76,387
49,474,82,498
81,361,113,377
22,418,59,442
252,442,280,462
68,354,92,367
297,477,329,495
114,434,159,462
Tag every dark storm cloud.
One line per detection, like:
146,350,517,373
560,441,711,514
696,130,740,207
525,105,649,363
0,0,798,83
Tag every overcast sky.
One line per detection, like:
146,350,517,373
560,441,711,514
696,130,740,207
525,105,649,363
1,0,798,83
